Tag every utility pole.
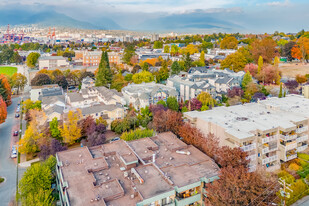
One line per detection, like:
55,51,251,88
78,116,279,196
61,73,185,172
278,177,293,206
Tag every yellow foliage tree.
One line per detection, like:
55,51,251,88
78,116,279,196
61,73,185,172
60,110,82,145
181,44,199,55
197,92,216,108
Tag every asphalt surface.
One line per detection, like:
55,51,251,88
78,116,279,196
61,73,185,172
0,97,26,205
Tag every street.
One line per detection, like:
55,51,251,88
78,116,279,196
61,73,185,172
0,97,26,205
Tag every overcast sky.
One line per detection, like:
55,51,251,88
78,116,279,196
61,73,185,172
0,0,308,33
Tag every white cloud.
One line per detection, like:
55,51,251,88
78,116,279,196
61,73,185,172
266,0,290,7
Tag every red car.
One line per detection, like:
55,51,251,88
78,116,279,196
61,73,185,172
13,131,19,136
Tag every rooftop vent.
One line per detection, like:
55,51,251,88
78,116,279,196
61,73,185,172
176,150,191,155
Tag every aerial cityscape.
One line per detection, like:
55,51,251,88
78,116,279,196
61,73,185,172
0,0,309,206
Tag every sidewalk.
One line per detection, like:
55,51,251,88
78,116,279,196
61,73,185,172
18,158,40,168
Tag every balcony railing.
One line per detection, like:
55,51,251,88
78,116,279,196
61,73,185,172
280,134,297,141
286,154,297,161
248,164,257,173
296,126,308,134
261,155,278,165
297,135,309,143
241,143,256,152
283,142,298,151
262,146,278,154
246,154,256,161
175,193,201,206
261,135,277,144
297,145,308,152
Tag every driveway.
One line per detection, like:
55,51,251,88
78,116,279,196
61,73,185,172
0,97,26,205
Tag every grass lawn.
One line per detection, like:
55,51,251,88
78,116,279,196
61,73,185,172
0,66,17,76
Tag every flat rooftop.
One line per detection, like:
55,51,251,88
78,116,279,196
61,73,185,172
184,96,308,140
56,132,219,206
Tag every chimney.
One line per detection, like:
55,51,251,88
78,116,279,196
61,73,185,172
152,153,156,163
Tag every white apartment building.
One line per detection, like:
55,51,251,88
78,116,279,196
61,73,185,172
184,95,309,172
38,56,69,70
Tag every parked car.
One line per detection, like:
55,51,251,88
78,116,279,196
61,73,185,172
13,131,18,136
110,137,120,142
11,145,17,158
15,113,20,118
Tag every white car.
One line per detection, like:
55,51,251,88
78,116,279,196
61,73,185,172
11,145,17,158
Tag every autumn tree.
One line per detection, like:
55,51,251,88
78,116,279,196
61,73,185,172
244,63,259,78
197,92,216,109
26,52,40,68
251,38,278,63
258,56,263,74
292,45,302,60
10,73,27,94
199,51,206,66
132,71,154,84
79,116,96,137
60,110,82,145
86,123,106,146
164,45,170,53
0,95,7,124
241,71,253,89
0,74,12,105
296,75,307,84
285,80,299,92
220,36,238,49
298,37,309,62
122,44,136,65
220,51,247,72
31,73,52,86
152,109,183,133
227,87,244,98
153,41,163,49
283,41,297,61
258,65,281,85
205,166,278,206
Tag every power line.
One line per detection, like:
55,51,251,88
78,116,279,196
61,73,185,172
247,181,280,206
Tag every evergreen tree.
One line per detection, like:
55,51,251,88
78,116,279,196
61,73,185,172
284,90,286,97
258,56,263,74
171,61,181,75
183,52,192,72
95,51,113,86
279,83,283,98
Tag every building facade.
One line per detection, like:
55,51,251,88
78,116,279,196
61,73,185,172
38,56,69,70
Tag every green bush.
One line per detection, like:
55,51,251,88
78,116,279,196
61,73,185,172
0,177,4,183
298,153,309,161
278,170,295,184
120,129,154,141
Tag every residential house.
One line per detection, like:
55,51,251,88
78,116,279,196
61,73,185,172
81,76,95,89
38,56,69,70
56,132,220,206
122,82,178,110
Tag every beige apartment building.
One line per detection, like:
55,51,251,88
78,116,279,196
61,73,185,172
184,95,309,172
74,50,122,66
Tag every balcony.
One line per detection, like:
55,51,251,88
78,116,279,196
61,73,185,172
261,135,277,144
297,145,308,152
248,164,257,173
175,193,201,206
296,126,308,134
241,143,256,152
285,154,297,161
246,154,256,161
297,135,309,143
262,145,278,154
280,134,297,141
281,141,298,151
261,155,278,165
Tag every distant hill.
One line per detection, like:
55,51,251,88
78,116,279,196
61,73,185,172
0,10,122,30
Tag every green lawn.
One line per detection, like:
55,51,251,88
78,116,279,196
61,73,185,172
0,66,17,76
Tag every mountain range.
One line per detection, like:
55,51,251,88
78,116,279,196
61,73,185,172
0,9,241,32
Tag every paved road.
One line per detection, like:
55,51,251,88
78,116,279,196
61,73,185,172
0,97,26,205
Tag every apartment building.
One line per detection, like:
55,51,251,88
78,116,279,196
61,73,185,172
108,52,122,65
184,95,309,172
38,56,69,70
75,50,102,67
56,132,219,206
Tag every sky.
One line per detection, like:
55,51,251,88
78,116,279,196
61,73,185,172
0,0,308,33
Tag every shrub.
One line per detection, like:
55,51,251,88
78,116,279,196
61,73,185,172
289,163,302,171
0,177,4,183
120,129,154,141
298,153,309,161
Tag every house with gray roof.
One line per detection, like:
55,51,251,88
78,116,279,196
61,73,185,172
81,76,95,89
122,82,178,110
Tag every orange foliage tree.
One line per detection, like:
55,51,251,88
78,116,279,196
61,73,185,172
250,38,278,63
296,75,307,84
0,95,7,124
0,74,12,106
291,45,303,60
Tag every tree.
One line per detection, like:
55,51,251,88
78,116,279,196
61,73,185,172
86,123,106,146
171,61,181,75
142,62,149,71
152,109,183,133
183,52,192,72
200,41,213,51
258,65,281,85
157,100,167,107
227,87,244,98
252,92,266,102
132,64,141,73
122,45,136,65
26,52,40,68
132,71,154,84
199,51,206,66
296,75,307,84
49,117,61,140
50,139,67,155
274,56,280,68
216,146,249,168
283,41,297,61
205,166,278,206
10,73,27,94
153,41,163,49
23,189,54,206
95,51,113,86
292,45,302,60
155,60,169,82
279,83,283,98
241,71,253,89
251,38,278,63
0,96,7,124
258,56,263,74
31,73,52,86
285,80,299,91
54,75,68,89
244,82,259,100
166,96,179,111
79,116,96,137
220,36,238,49
220,51,247,72
0,74,12,106
60,110,82,145
164,45,170,53
170,45,179,56
111,74,128,92
197,92,216,108
298,37,309,62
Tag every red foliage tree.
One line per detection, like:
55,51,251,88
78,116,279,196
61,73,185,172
227,87,244,98
244,63,259,78
215,146,249,168
0,74,12,106
152,109,183,133
250,38,278,63
205,166,279,206
79,116,96,137
0,95,7,124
